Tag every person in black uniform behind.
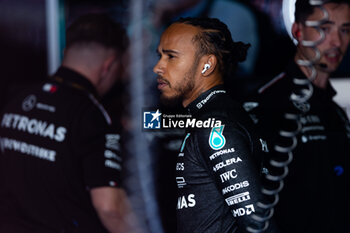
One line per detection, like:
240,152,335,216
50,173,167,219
153,17,279,233
243,0,350,232
0,14,136,233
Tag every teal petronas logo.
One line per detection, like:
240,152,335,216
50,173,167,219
209,125,226,150
180,133,191,152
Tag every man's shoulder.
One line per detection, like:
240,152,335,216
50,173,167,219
200,93,246,119
6,79,90,104
242,72,296,114
253,61,307,102
256,72,292,100
192,112,252,146
2,80,110,124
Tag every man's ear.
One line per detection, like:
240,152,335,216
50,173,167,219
201,55,217,77
100,55,117,79
292,22,302,43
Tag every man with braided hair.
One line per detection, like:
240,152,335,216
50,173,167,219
153,17,279,233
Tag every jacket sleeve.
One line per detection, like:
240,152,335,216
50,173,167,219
195,121,279,232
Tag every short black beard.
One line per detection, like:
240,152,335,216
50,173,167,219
159,52,200,108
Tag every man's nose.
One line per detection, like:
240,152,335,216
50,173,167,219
153,59,164,75
330,30,342,47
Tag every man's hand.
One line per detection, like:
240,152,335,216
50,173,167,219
91,187,142,233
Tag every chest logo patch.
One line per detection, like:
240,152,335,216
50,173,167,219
292,100,310,113
259,138,269,152
22,95,37,112
209,125,226,150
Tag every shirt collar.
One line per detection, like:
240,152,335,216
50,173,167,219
287,60,337,99
187,85,226,116
52,66,98,97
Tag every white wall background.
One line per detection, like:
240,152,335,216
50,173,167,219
331,78,350,118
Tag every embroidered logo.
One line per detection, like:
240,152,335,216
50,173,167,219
209,125,226,150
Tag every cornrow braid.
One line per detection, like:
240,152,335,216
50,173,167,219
176,17,250,82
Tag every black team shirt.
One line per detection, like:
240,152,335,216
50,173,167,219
243,61,350,233
176,85,278,233
0,67,122,233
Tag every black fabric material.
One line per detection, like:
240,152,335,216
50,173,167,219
0,66,122,233
244,61,350,233
176,85,278,233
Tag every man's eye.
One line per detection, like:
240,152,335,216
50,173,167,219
341,27,350,35
168,54,175,59
320,26,330,33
